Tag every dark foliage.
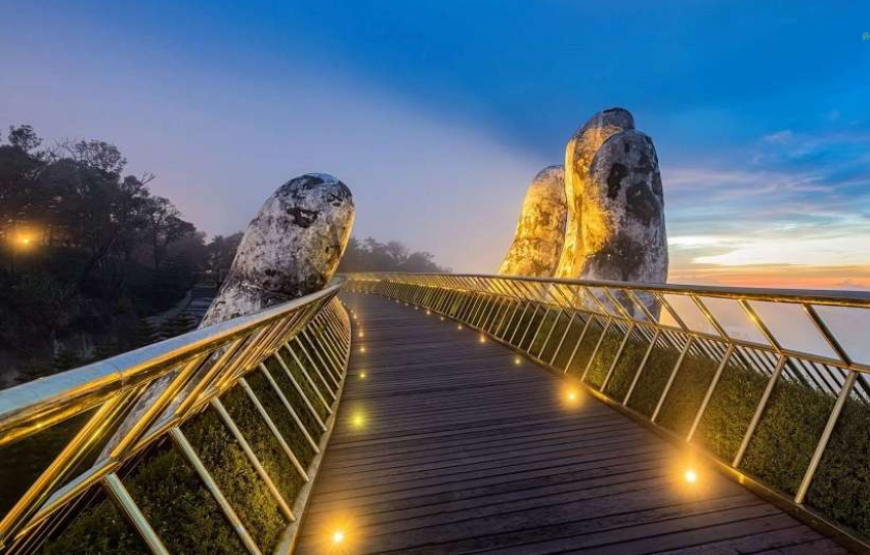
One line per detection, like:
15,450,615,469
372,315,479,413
338,236,448,273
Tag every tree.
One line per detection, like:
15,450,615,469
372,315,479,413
144,196,196,269
337,237,448,273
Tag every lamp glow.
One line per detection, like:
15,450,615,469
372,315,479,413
684,469,698,483
358,331,364,338
514,356,522,366
360,371,367,379
457,324,463,330
352,413,365,428
359,346,366,353
332,530,345,544
479,335,486,343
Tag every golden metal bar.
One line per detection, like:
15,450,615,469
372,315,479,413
581,318,613,381
687,344,735,442
651,336,694,422
624,329,662,406
600,323,635,392
795,370,857,504
733,355,787,468
283,345,333,413
238,379,310,481
170,427,264,555
258,365,320,453
211,398,295,521
103,473,170,555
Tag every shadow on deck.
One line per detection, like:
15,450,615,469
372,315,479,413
296,294,851,555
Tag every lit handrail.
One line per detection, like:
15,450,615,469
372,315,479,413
0,280,352,555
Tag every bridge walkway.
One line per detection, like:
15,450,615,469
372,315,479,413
295,293,850,555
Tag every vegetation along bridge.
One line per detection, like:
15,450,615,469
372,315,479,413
3,274,870,554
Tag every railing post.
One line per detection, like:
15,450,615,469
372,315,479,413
795,370,857,504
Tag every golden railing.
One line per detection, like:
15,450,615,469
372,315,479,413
346,272,870,551
0,281,351,555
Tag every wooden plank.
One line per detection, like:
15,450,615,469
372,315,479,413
295,294,852,555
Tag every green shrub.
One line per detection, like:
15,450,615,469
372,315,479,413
552,316,588,369
245,371,318,467
602,334,650,401
656,353,719,436
539,312,572,363
693,360,768,461
182,406,287,553
565,320,605,378
39,495,149,555
276,348,330,422
741,378,835,495
807,397,870,537
222,386,305,503
625,343,680,417
126,440,248,555
583,326,627,390
263,356,325,440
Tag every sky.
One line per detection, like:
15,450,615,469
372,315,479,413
1,1,870,288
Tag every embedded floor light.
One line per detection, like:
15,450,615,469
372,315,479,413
479,335,486,343
684,469,698,484
332,530,345,545
514,356,522,366
457,324,463,330
359,371,367,379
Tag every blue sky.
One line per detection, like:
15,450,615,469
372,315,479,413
2,1,870,285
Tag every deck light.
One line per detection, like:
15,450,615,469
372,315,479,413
457,324,463,330
514,356,522,366
360,371,367,379
563,387,581,406
439,316,444,321
332,530,345,544
358,331,364,338
426,310,431,315
352,413,365,428
479,335,486,343
684,469,698,483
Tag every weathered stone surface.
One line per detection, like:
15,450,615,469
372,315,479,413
103,173,354,456
498,166,567,277
580,130,668,315
555,108,634,278
201,173,354,325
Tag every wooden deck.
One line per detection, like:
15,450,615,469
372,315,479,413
295,293,851,555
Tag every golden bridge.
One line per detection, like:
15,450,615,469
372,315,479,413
2,274,870,555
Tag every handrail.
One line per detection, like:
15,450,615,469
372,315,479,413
346,272,870,551
0,280,353,555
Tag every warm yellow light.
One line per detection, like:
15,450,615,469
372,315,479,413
684,469,698,484
352,413,365,428
563,387,581,406
457,324,463,330
439,316,445,321
332,530,345,544
360,371,367,379
358,331,364,338
514,356,522,366
359,346,367,353
479,335,486,343
426,310,431,315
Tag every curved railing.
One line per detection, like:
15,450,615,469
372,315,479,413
0,282,352,555
346,272,870,550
